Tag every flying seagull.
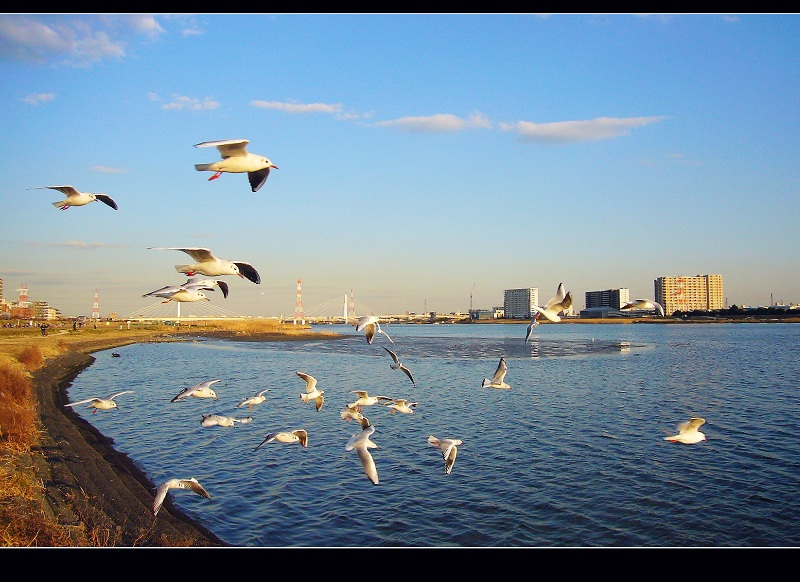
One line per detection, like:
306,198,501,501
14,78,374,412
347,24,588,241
532,282,573,323
152,478,211,517
346,425,380,485
253,429,309,451
141,284,211,303
64,390,134,414
237,388,270,411
382,347,416,386
194,139,278,192
297,371,325,411
29,185,118,211
481,357,510,389
620,299,665,317
664,417,707,444
355,315,394,345
147,247,261,284
428,435,464,475
171,379,221,402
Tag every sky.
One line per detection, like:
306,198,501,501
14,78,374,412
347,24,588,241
1,13,799,319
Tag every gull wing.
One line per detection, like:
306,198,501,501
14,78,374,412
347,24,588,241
356,447,379,485
148,247,216,263
442,443,458,475
31,185,80,197
680,417,706,433
296,372,318,393
94,194,118,210
383,346,401,365
195,139,250,158
249,168,271,192
232,261,261,284
491,357,508,384
108,391,134,401
64,397,101,407
544,283,567,310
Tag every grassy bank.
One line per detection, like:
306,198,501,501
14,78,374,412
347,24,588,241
0,319,335,547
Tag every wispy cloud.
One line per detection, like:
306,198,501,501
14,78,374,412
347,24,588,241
40,241,126,250
250,100,344,114
90,165,126,174
153,93,220,111
0,14,166,66
669,152,703,166
21,92,55,105
372,112,492,133
500,116,666,143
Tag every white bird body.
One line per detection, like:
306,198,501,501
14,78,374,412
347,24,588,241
482,357,510,389
238,389,270,410
142,284,211,303
346,425,380,485
532,282,573,323
171,379,221,402
340,403,372,429
29,185,118,211
355,315,394,345
254,429,308,451
194,139,278,192
297,371,324,411
428,435,464,475
383,347,416,386
200,413,252,427
348,390,392,410
386,398,418,415
64,390,133,414
148,247,261,284
621,299,666,317
152,477,211,517
664,417,707,444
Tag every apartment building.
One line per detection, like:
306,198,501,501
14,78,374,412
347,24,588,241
654,274,724,315
503,288,539,319
585,288,630,310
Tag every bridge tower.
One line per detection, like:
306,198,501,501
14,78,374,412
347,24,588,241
293,278,305,325
92,289,100,320
348,289,356,322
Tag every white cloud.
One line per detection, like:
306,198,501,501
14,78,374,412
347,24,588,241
500,116,666,143
161,94,220,111
373,112,492,133
22,92,55,105
90,166,126,174
250,100,344,114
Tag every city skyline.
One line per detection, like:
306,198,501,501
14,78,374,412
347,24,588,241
1,14,798,317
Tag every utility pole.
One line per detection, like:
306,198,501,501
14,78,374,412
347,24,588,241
470,282,475,321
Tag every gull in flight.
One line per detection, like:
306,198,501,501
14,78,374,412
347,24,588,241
297,371,325,411
194,139,279,193
482,357,510,389
147,247,261,285
64,390,133,414
253,429,308,451
170,379,221,402
355,315,394,345
620,299,666,317
29,185,118,211
385,398,418,415
141,284,211,304
152,478,211,517
524,313,541,344
531,282,573,323
181,278,230,299
348,390,392,412
237,388,270,411
382,347,415,386
428,435,464,475
664,417,707,444
200,413,253,428
340,403,372,429
345,425,380,485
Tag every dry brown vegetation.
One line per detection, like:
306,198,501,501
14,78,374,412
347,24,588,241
0,317,336,546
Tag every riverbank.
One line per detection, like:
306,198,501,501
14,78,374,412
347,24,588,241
0,323,338,547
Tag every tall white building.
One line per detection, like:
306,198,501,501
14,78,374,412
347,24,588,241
503,288,539,319
655,274,724,315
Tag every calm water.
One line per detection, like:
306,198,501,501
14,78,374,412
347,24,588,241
64,322,800,547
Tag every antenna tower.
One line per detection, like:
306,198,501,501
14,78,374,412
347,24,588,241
92,289,100,320
293,278,305,324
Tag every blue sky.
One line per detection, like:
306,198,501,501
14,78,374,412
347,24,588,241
1,13,798,318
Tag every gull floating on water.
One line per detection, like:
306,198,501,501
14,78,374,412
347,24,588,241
147,247,261,284
385,398,418,415
348,390,392,411
620,299,665,317
355,315,394,345
142,284,211,303
64,390,134,414
297,371,325,411
664,417,707,444
200,413,253,427
531,282,573,323
152,478,211,517
194,139,278,192
482,357,510,389
382,347,416,386
346,425,380,485
428,435,464,475
29,185,118,211
237,388,270,411
171,379,221,402
253,429,308,451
